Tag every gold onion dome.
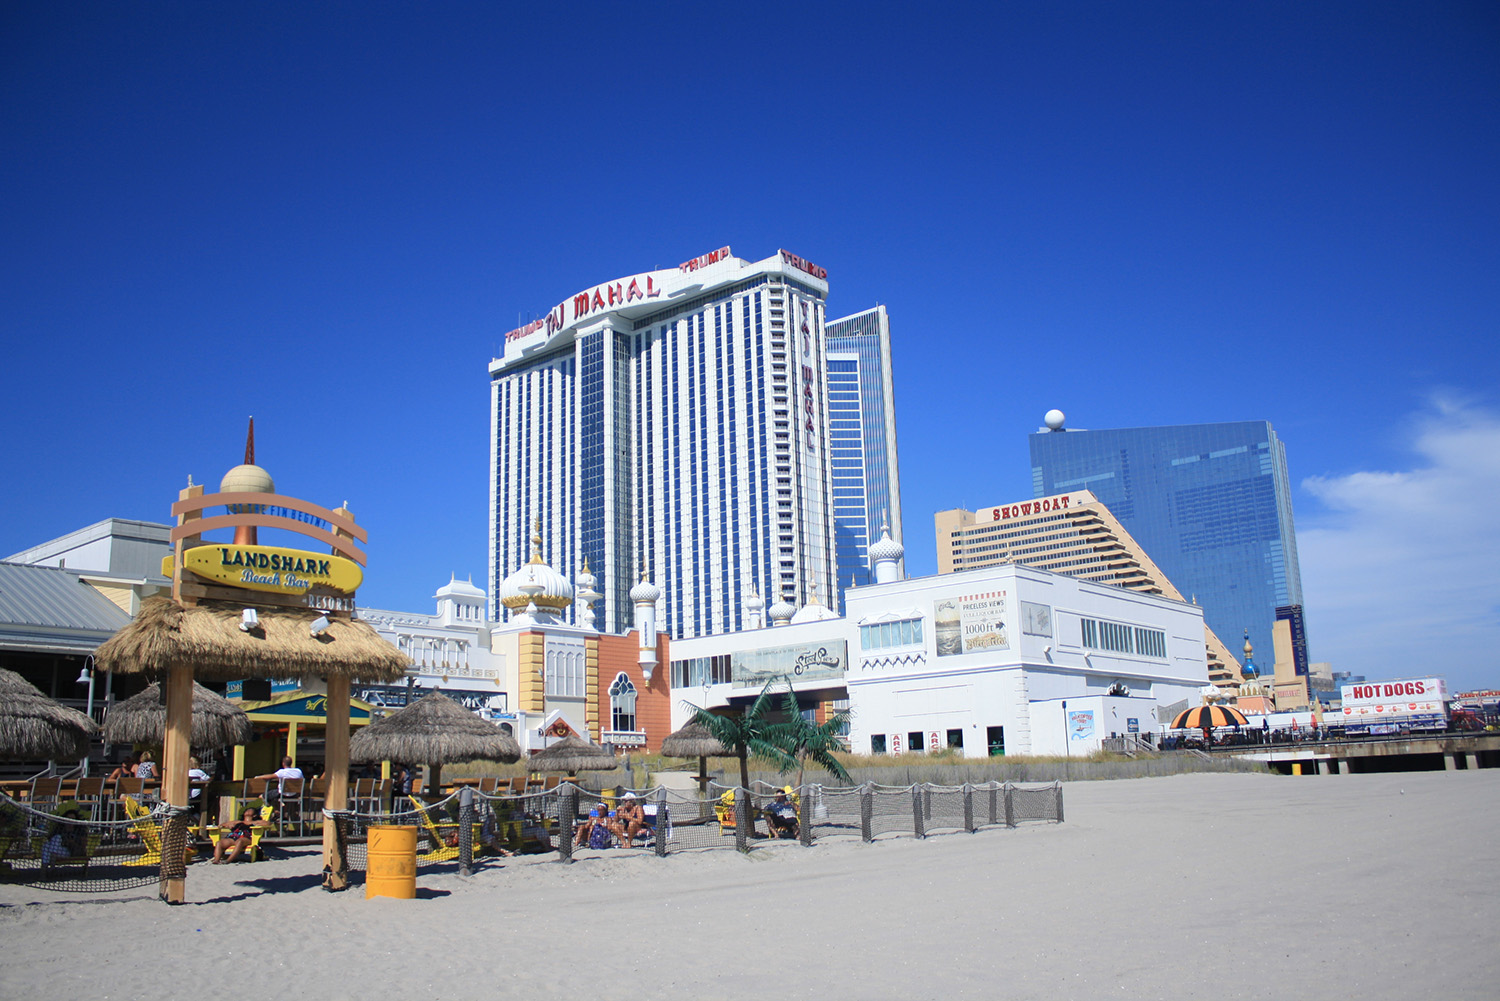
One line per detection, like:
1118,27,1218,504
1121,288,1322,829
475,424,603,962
498,518,573,611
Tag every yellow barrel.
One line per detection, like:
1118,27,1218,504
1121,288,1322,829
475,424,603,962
366,825,417,900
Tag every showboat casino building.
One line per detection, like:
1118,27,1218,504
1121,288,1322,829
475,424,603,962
488,247,903,641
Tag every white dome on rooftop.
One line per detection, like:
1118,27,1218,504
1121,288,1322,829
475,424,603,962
220,463,274,494
869,526,905,564
767,598,796,623
498,520,573,613
630,572,661,604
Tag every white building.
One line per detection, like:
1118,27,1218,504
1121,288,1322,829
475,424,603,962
667,529,1210,757
489,246,839,640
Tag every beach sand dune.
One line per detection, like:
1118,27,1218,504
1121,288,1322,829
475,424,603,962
1,771,1495,1000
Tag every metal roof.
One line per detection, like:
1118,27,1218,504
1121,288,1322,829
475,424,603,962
0,562,132,654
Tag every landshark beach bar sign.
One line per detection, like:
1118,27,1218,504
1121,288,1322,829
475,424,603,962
182,543,364,595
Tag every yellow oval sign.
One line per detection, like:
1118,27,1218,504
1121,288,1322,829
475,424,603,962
183,545,364,595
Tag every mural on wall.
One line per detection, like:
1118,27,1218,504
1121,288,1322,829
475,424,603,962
731,639,847,687
935,591,1009,656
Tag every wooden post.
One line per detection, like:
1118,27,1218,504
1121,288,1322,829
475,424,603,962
321,673,350,891
160,663,194,903
160,481,203,905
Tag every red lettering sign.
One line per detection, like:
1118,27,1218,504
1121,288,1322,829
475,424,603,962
779,249,828,280
679,246,732,273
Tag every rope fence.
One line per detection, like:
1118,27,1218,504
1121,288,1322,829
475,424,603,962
1,779,1063,892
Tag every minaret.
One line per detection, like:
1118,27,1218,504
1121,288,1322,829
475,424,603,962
630,570,661,681
576,559,601,632
869,519,906,584
744,587,765,630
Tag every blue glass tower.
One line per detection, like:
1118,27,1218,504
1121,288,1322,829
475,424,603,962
825,305,903,613
1029,419,1302,667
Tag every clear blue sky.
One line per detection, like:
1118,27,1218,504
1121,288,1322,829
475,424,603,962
3,3,1497,689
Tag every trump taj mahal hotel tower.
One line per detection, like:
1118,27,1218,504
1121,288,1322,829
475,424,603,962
488,247,898,641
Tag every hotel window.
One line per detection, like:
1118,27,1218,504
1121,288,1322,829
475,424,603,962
1079,617,1166,660
609,673,637,732
870,734,886,754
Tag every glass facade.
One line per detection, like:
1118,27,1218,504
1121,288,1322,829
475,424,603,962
825,305,902,613
1030,420,1303,665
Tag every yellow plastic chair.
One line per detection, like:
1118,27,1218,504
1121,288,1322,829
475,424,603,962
407,796,478,862
204,804,273,862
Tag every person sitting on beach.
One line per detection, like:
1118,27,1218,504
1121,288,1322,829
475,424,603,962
575,807,615,850
213,806,263,864
765,788,798,839
616,792,651,846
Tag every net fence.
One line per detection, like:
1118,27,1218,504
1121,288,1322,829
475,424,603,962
0,793,194,893
2,779,1064,892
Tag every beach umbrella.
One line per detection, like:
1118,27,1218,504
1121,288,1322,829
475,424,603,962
660,721,735,798
1170,704,1249,750
102,681,252,749
350,691,521,768
529,733,618,777
0,668,98,761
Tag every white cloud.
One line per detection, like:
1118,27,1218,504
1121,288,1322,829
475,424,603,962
1298,397,1500,694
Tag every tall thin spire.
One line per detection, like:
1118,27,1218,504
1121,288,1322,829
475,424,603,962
244,417,255,466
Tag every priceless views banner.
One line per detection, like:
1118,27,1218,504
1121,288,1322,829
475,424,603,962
935,591,1009,657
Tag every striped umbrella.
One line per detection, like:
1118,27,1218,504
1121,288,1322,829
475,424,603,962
1170,705,1249,730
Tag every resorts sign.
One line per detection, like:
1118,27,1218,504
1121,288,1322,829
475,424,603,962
183,544,364,595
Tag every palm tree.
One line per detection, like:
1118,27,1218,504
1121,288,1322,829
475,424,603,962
769,684,852,786
682,682,795,790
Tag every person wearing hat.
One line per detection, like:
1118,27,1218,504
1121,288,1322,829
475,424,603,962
765,787,799,839
617,792,652,846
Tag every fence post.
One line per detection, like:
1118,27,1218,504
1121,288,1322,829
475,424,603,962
798,784,813,847
911,785,926,839
1003,782,1016,829
988,783,999,826
962,783,975,833
860,783,873,843
654,788,668,858
1054,781,1065,823
458,787,475,876
735,786,751,853
556,783,576,863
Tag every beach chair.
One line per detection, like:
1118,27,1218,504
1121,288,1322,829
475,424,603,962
29,777,63,812
477,777,500,795
73,776,108,822
204,804,273,862
121,796,195,867
406,796,478,863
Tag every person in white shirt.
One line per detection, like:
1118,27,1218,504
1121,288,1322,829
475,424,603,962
188,757,210,801
255,756,304,801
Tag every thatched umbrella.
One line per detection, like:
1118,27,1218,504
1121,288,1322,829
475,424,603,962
660,721,735,798
350,692,520,788
94,597,410,683
0,668,98,761
529,733,618,778
102,681,252,750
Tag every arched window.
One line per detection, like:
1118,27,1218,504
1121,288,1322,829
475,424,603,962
609,673,637,733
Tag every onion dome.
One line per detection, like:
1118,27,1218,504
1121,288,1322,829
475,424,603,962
498,518,573,612
1241,630,1259,679
744,589,765,612
868,524,905,564
576,558,597,593
630,570,661,604
221,417,274,494
767,597,796,624
791,578,840,623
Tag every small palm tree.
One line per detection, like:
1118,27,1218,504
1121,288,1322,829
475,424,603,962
682,681,795,790
768,684,852,786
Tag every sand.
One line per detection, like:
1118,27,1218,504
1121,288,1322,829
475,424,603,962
1,770,1495,1000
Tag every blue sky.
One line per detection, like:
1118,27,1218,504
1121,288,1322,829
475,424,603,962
3,3,1497,690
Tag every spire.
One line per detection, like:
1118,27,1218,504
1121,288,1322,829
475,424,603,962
528,515,544,564
244,416,255,466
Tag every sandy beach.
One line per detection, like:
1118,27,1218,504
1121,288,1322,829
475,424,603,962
1,770,1495,1000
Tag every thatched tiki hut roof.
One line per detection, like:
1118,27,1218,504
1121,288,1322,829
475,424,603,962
350,692,520,765
102,681,252,749
94,597,410,682
660,722,735,759
529,732,618,773
0,668,98,761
